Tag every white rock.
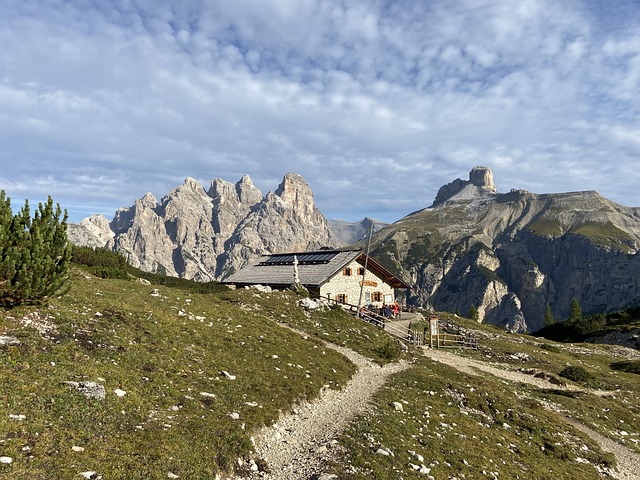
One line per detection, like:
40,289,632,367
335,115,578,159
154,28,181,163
392,402,404,412
0,456,13,464
64,381,106,400
9,414,26,421
200,392,215,398
375,448,391,456
0,336,20,347
79,471,99,479
228,412,240,420
72,446,85,452
114,389,127,397
221,370,236,380
167,472,180,479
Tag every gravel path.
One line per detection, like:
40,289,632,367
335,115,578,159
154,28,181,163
422,347,640,480
235,335,637,480
238,342,409,480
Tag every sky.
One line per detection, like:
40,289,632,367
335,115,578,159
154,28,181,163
1,0,639,224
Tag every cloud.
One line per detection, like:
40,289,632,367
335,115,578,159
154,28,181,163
0,0,639,224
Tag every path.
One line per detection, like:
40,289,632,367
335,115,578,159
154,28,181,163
422,347,640,480
238,342,409,480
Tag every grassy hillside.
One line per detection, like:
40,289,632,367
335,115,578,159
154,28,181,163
329,318,640,479
0,265,402,479
2,262,639,479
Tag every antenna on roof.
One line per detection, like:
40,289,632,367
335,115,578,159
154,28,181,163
356,222,374,317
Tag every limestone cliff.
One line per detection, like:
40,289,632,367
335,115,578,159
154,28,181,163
369,167,640,332
329,217,388,245
216,173,338,278
70,173,339,281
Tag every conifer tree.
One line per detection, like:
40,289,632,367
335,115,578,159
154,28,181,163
544,303,555,326
567,297,583,324
0,192,72,306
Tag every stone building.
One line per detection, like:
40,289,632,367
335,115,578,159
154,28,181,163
222,249,409,307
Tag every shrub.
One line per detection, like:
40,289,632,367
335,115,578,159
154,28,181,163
539,343,561,353
610,360,640,375
71,246,130,279
558,365,593,383
0,192,72,306
375,339,403,361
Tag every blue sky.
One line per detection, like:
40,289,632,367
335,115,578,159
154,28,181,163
1,0,639,224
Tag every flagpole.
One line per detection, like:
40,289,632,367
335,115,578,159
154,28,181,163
357,222,374,317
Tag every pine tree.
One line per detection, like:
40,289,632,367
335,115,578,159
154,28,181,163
0,192,71,306
567,298,583,324
469,304,479,321
544,303,555,326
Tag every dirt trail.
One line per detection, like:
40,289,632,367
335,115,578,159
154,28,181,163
422,347,640,480
236,330,638,480
239,342,409,480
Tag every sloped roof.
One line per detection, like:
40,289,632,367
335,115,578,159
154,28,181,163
222,249,409,289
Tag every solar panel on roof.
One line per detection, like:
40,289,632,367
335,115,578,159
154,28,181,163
260,251,340,266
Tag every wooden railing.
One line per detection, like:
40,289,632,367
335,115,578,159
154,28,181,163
313,297,412,343
407,319,478,349
311,297,478,349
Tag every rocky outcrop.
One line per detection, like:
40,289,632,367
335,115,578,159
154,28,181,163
432,166,497,206
371,166,640,332
71,173,339,281
216,173,338,278
67,214,114,248
329,217,388,245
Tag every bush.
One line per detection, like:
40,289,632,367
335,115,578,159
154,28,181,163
539,343,561,353
610,360,640,375
376,339,403,361
71,246,130,279
0,192,72,306
558,365,593,383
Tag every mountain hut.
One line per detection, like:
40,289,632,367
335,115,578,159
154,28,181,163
222,249,410,307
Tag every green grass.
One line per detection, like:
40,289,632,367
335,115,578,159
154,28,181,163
223,291,414,365
610,360,640,375
0,267,367,479
2,265,639,478
331,356,616,479
443,316,640,454
527,218,563,237
570,221,634,252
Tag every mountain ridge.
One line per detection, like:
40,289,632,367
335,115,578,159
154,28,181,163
369,167,640,332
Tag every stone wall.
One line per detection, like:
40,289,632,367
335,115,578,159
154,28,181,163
319,259,396,307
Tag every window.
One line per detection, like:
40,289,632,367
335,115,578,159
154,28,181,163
343,267,352,276
358,267,365,276
336,294,348,304
371,292,382,302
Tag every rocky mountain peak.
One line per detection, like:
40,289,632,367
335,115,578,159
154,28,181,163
139,192,158,209
70,172,339,282
432,166,498,207
236,174,262,205
274,173,315,217
469,166,496,191
183,177,203,192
